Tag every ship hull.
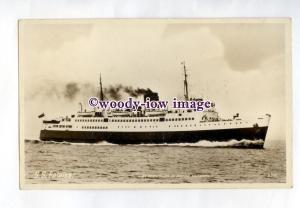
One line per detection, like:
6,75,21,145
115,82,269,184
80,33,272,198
40,126,268,148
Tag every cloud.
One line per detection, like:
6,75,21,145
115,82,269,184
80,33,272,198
209,23,285,71
20,22,94,52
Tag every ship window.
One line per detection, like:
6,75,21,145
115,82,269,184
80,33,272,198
175,118,178,121
192,118,194,120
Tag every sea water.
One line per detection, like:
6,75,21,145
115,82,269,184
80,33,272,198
24,139,286,184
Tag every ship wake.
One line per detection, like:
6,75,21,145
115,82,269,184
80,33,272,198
25,139,264,148
24,139,116,146
137,139,265,148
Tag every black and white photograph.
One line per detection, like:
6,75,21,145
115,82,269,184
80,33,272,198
19,19,292,188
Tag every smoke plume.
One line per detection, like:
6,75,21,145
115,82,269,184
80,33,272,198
27,80,157,102
64,82,80,100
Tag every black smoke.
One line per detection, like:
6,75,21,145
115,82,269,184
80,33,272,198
28,80,157,102
63,82,80,100
104,85,157,100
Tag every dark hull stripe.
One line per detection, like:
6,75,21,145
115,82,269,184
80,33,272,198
40,126,268,148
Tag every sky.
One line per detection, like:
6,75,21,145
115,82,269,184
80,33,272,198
19,19,289,140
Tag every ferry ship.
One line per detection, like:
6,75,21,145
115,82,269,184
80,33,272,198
39,63,271,148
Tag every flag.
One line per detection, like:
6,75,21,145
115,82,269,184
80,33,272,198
38,113,45,118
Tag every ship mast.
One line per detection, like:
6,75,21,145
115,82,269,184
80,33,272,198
99,74,104,100
181,61,189,101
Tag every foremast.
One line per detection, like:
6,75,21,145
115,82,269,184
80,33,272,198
182,61,189,101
